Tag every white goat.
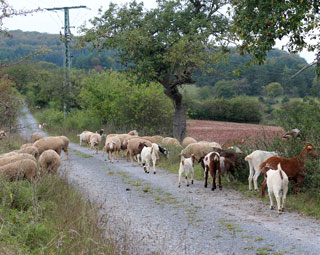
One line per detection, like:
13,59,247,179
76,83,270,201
245,150,278,191
178,154,195,188
141,143,159,174
266,163,289,214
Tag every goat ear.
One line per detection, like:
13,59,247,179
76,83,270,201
198,157,203,163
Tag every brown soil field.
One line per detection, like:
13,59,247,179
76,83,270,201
187,119,284,146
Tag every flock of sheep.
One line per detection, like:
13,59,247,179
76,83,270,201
0,131,68,181
0,126,317,215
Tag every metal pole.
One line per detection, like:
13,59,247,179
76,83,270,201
45,6,87,117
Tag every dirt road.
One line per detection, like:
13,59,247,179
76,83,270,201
18,107,320,255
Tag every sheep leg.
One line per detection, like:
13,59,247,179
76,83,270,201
253,169,261,191
130,154,135,167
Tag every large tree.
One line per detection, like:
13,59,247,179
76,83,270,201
79,0,230,141
230,0,320,75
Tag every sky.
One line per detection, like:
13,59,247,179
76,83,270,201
2,0,316,64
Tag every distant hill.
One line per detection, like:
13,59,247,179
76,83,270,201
0,30,316,97
0,30,119,69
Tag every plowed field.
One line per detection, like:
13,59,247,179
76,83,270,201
187,119,283,145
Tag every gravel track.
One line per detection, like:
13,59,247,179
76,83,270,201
18,107,320,255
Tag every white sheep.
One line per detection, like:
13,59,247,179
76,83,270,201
245,150,278,191
0,151,19,158
126,138,152,166
102,136,121,163
180,142,216,161
162,137,181,148
38,149,62,175
198,141,222,150
178,154,195,187
33,137,65,157
17,145,39,159
56,136,69,160
0,159,38,181
182,137,197,148
0,153,36,167
266,163,289,214
77,131,94,147
31,132,42,143
141,143,159,174
128,130,139,136
89,133,102,154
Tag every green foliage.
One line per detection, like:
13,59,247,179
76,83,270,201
34,108,64,127
78,70,173,134
188,96,262,123
231,1,320,75
282,96,289,104
264,82,284,98
0,76,21,129
79,0,230,85
64,109,101,132
275,98,320,142
213,80,235,98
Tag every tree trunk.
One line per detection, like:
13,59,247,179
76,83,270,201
163,82,187,142
173,98,187,142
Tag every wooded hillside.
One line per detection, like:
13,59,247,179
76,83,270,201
0,30,317,98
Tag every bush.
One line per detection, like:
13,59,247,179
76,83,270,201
35,108,64,127
78,70,173,135
64,109,102,132
187,96,262,123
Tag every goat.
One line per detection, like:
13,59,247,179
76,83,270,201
178,154,195,187
141,143,159,174
219,150,245,183
259,142,317,197
199,152,222,191
245,150,278,191
266,163,289,214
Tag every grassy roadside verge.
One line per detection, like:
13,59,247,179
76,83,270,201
0,136,122,254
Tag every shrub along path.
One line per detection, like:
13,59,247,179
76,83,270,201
19,106,320,255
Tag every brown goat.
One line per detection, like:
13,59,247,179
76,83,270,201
199,152,222,191
259,143,317,197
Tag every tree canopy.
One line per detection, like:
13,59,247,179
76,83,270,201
79,0,230,140
231,0,320,74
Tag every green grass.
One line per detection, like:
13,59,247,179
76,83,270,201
71,148,93,158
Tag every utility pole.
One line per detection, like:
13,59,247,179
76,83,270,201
46,6,86,117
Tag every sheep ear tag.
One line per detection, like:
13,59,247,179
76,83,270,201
307,145,313,149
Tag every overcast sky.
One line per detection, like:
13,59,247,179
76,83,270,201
2,0,316,64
